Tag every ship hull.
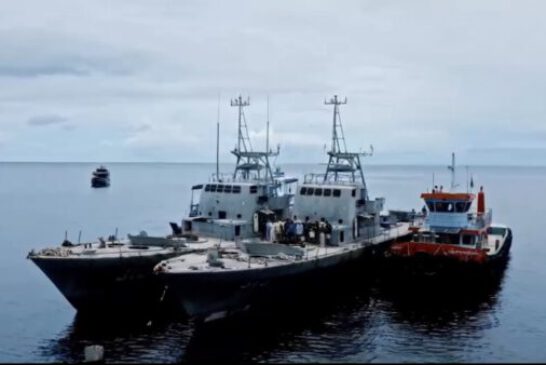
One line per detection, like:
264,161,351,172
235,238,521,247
91,177,110,188
160,238,399,321
30,252,178,313
383,228,512,280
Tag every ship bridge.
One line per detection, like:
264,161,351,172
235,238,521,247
422,191,491,230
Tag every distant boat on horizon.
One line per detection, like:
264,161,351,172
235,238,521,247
91,165,110,188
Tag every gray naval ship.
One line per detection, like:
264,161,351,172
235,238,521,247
25,95,293,314
155,95,415,322
27,230,190,313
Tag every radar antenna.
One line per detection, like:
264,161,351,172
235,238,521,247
323,95,372,198
230,95,278,181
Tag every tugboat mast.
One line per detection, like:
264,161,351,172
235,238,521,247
448,152,457,191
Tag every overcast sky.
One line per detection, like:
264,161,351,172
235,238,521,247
1,0,545,165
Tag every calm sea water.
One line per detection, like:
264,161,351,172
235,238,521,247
1,162,545,363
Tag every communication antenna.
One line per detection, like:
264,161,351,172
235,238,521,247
230,95,251,153
447,152,458,191
324,95,348,154
465,165,469,193
216,93,221,180
266,95,270,154
322,95,371,194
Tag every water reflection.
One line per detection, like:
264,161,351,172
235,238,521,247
38,312,192,363
375,258,509,326
39,259,510,363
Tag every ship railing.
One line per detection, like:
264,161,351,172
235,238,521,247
467,209,492,229
303,173,360,186
210,173,275,184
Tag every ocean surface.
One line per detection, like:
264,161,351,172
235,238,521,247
1,162,545,363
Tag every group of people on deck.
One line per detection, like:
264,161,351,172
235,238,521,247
265,216,333,245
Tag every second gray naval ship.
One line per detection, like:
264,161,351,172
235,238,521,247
155,95,415,321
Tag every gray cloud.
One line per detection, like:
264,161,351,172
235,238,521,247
27,114,68,127
0,0,545,164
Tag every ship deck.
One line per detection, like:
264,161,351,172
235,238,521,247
27,236,236,260
158,222,412,274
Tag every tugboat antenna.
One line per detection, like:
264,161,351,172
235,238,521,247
447,152,456,191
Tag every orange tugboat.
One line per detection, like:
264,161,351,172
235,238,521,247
387,153,512,276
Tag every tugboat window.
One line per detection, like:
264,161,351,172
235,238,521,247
324,189,332,197
233,185,241,193
333,189,341,197
224,185,232,193
210,184,217,192
435,201,449,212
462,235,474,245
314,188,323,196
250,185,258,194
455,202,467,212
218,211,227,219
300,187,307,195
351,189,356,197
217,185,224,193
306,188,314,195
426,201,435,212
205,184,211,192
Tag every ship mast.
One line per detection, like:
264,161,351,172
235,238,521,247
323,95,372,198
230,95,278,182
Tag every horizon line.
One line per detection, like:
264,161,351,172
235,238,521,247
1,160,546,168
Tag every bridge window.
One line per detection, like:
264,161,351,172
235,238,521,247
224,185,232,193
426,201,435,212
250,185,258,194
455,202,465,212
324,189,332,197
210,184,217,192
205,184,211,192
434,201,456,212
351,189,356,197
233,185,241,194
333,189,341,197
306,188,314,195
314,188,323,196
300,187,307,195
217,184,224,193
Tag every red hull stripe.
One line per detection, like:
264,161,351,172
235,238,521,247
389,242,487,264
